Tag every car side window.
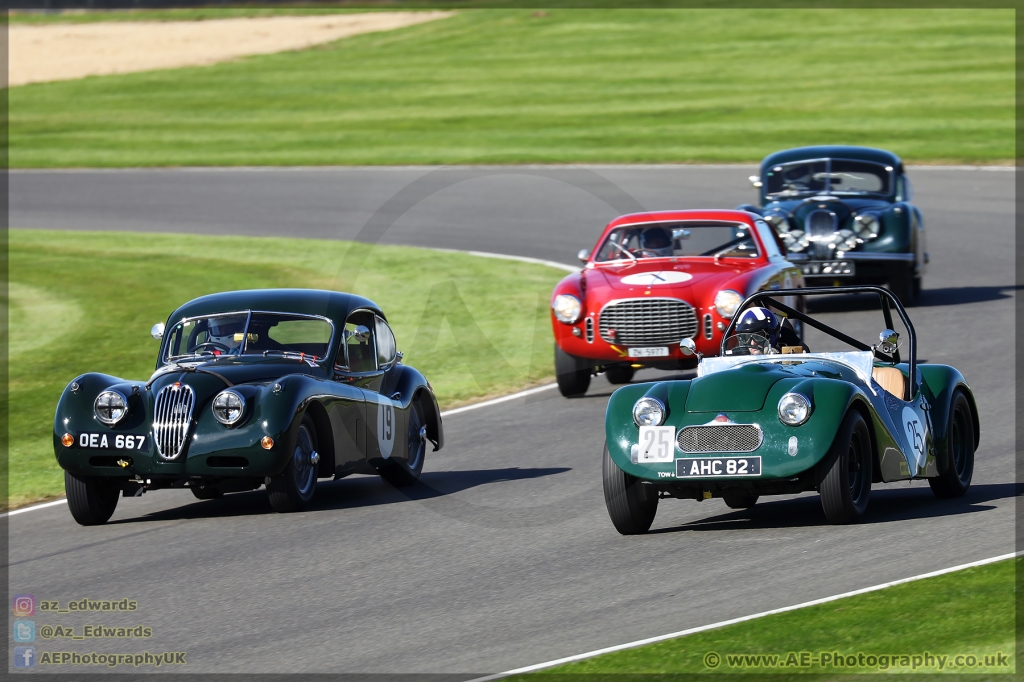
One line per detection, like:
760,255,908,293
339,310,377,373
375,316,397,367
755,221,785,259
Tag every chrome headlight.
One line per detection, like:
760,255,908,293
94,390,128,425
552,294,582,324
714,290,744,319
633,397,666,427
778,393,811,425
852,214,880,241
212,389,246,426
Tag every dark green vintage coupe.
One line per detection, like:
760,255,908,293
603,286,978,532
738,146,927,304
54,289,443,525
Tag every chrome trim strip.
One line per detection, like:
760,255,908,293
676,423,764,453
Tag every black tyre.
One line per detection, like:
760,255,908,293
929,391,975,499
602,442,658,534
267,414,318,513
191,485,223,500
723,494,758,509
555,344,591,397
65,471,120,526
888,266,917,306
605,364,635,385
380,401,427,488
820,410,873,524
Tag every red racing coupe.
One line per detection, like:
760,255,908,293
551,210,805,397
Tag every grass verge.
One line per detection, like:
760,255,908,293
513,557,1016,677
10,9,1013,166
7,229,565,509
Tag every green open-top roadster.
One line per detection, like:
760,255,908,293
603,286,978,531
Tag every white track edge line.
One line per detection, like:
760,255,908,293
440,384,558,417
9,165,1015,173
464,551,1021,682
3,384,558,517
2,499,68,517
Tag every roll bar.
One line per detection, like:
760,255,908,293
720,286,917,397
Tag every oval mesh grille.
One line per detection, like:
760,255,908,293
677,424,763,453
153,384,195,460
599,298,698,346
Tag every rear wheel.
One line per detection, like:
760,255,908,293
929,391,975,498
267,415,318,513
555,344,591,397
820,410,873,524
65,471,120,526
605,364,635,385
603,443,658,534
723,494,758,509
380,401,427,488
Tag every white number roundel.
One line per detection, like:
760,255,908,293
377,401,395,459
902,406,926,471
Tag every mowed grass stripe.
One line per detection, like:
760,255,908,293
10,9,1013,167
8,229,564,508
513,557,1017,677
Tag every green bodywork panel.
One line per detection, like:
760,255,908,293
606,353,975,488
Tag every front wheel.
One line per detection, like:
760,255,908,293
380,401,427,488
929,391,975,498
888,266,917,307
602,443,658,534
555,344,591,397
819,410,873,524
267,415,318,513
65,471,120,526
723,494,758,509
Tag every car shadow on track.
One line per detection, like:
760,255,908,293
648,482,1021,533
807,285,1021,313
113,467,572,523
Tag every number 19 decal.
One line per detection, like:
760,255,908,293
377,401,395,459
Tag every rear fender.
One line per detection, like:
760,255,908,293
392,365,443,451
919,364,979,472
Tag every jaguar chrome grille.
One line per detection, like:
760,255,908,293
153,383,195,459
677,424,763,453
599,298,698,346
805,210,837,260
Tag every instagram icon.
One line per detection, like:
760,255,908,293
12,595,34,617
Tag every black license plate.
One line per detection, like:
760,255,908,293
800,261,854,277
676,456,761,478
76,433,147,450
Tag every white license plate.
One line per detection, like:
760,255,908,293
676,456,761,478
75,433,147,450
637,426,675,463
628,347,669,358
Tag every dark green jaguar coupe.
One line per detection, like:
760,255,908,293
738,146,927,304
603,286,978,532
54,289,443,525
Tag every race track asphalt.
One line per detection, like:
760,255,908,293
8,166,1017,675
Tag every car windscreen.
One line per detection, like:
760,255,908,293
764,158,891,198
594,222,759,262
163,312,333,362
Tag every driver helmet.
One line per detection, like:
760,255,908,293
731,307,781,355
640,227,674,257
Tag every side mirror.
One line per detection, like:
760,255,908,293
878,329,900,355
749,175,763,189
577,249,590,264
151,323,165,340
345,325,371,344
679,337,698,357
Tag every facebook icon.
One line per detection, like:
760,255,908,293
14,646,35,668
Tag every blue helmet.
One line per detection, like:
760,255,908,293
727,307,782,355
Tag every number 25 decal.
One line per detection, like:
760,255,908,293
901,406,926,470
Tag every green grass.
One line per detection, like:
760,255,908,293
516,557,1016,677
10,9,1013,167
7,229,565,509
